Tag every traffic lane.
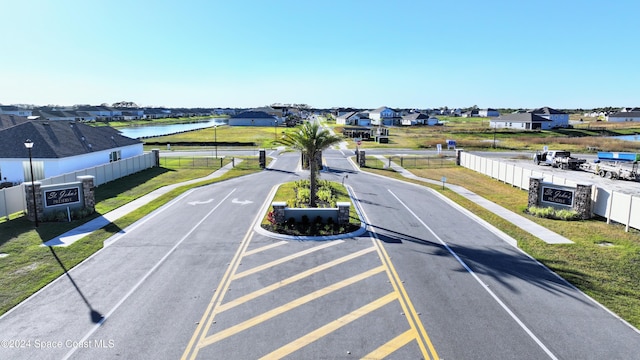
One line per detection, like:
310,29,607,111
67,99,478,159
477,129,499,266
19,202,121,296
68,170,294,359
368,178,640,359
349,175,553,359
0,169,288,360
0,179,262,360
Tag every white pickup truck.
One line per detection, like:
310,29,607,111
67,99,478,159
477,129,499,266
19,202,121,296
533,150,587,170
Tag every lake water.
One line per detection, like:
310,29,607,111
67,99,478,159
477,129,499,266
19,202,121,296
117,118,227,139
612,134,640,142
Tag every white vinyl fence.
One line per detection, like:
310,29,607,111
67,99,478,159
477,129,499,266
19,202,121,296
0,152,156,220
460,152,640,232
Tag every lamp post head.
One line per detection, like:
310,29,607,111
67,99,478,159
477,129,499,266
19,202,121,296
24,139,34,149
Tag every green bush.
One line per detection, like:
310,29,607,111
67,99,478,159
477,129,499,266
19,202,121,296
526,206,581,221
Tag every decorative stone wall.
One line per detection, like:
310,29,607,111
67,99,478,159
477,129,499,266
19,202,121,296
358,150,366,167
24,181,43,223
528,177,592,219
272,202,287,224
575,184,593,219
337,202,350,225
77,175,96,213
259,149,266,169
528,177,542,209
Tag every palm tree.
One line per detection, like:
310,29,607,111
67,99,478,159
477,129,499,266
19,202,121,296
282,120,343,207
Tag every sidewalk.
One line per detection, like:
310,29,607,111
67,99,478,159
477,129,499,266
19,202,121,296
373,155,573,244
43,160,242,247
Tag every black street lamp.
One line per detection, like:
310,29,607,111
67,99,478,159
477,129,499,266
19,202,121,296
214,125,218,158
24,139,38,227
274,120,277,141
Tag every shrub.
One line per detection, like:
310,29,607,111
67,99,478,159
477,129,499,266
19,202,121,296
527,206,581,221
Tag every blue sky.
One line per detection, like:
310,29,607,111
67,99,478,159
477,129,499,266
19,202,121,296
1,0,638,109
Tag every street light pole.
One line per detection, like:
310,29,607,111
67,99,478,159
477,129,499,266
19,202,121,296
214,125,218,158
274,120,277,141
24,139,38,227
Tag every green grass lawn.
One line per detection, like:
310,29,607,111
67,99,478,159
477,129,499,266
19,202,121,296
362,159,640,328
144,124,301,149
0,158,264,315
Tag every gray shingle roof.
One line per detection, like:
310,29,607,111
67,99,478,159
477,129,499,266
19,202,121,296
0,120,141,159
231,110,277,119
0,114,30,130
609,111,640,118
402,113,429,120
530,107,566,115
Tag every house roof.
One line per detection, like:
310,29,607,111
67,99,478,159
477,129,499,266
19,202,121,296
530,107,566,115
402,113,430,120
0,114,30,130
609,111,640,118
493,113,552,122
0,120,141,159
231,110,278,119
370,106,394,114
0,105,23,111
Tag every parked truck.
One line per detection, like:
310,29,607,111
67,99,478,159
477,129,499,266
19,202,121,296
578,152,639,181
533,150,587,170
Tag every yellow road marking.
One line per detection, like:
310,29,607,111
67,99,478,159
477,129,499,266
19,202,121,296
243,240,288,257
199,266,387,347
217,246,377,313
259,292,398,360
362,329,415,359
372,236,440,360
232,240,344,280
181,186,279,360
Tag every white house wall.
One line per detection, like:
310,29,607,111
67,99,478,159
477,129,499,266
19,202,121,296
0,143,143,183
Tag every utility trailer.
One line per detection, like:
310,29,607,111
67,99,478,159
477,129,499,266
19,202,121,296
533,150,587,170
578,152,639,181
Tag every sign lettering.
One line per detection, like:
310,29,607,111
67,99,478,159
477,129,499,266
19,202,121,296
45,187,80,207
541,186,574,206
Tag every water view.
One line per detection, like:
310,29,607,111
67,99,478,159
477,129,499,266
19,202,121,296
117,118,227,139
613,134,640,142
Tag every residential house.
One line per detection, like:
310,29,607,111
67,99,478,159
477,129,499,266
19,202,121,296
462,109,480,118
229,110,279,126
606,111,640,122
401,113,439,126
0,120,143,184
119,109,145,120
75,105,120,120
489,113,553,130
479,108,500,117
0,105,32,117
529,107,569,128
143,108,172,119
369,106,398,126
31,110,78,121
333,108,359,118
336,111,371,126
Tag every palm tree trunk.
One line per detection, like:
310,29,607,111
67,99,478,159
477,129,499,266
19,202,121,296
309,155,317,207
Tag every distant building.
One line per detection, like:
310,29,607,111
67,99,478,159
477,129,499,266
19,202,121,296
0,121,142,183
479,108,500,117
229,110,279,126
606,111,640,122
369,106,399,126
490,113,553,130
529,107,569,128
0,105,32,117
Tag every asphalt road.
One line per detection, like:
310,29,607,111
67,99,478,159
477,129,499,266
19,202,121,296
1,149,639,359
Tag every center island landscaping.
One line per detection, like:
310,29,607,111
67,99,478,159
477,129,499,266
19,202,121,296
261,179,362,237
